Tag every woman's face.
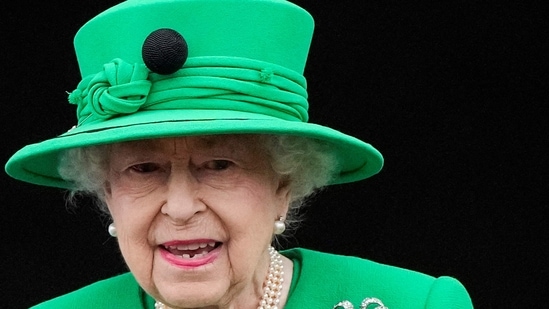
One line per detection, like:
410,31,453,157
104,135,290,308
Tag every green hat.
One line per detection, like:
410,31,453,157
5,0,383,189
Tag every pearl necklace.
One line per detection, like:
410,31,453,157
154,246,284,309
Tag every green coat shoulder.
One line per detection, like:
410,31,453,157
282,248,473,309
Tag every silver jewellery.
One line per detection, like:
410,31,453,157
107,223,117,237
333,298,388,309
273,217,286,235
154,301,165,309
154,246,284,309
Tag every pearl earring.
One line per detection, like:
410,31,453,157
273,217,286,235
108,223,117,237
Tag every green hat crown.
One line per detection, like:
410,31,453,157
76,0,313,76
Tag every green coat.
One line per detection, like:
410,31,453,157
31,248,473,308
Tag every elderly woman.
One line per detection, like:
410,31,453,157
6,0,472,308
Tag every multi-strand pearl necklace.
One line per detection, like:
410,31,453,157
154,246,284,309
258,246,284,308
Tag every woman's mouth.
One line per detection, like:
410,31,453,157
159,241,222,267
163,241,219,259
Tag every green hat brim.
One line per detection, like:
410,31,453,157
5,108,383,189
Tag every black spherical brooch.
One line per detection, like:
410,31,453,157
142,28,188,75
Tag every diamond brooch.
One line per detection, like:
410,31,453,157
333,297,388,309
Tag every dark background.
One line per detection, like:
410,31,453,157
1,0,547,308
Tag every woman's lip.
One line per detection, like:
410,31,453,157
159,241,222,269
162,239,218,247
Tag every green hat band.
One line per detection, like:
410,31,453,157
69,56,308,127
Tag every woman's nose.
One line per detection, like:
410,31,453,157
160,167,206,223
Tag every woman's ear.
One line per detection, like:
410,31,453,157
103,181,112,199
276,175,291,195
102,182,116,216
276,176,291,213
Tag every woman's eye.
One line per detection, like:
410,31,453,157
204,160,232,170
130,163,159,173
